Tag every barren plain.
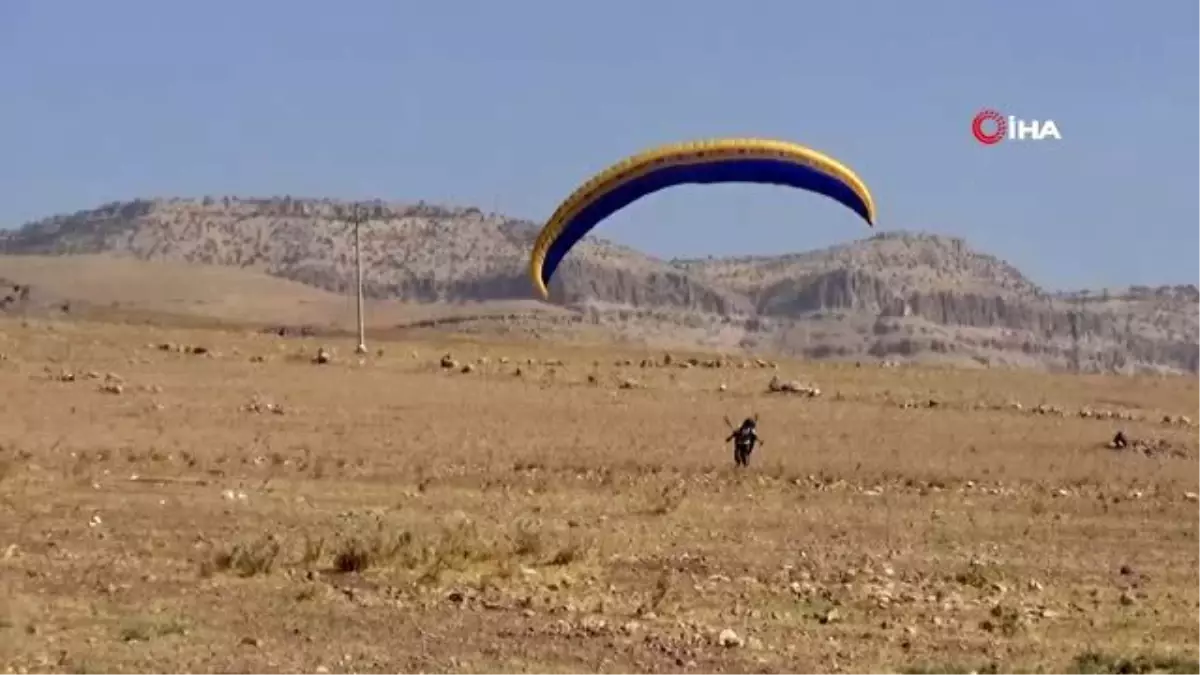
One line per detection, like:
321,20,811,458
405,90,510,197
0,305,1197,673
0,197,1197,673
4,197,1196,375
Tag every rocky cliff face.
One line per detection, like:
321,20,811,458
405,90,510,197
2,197,1195,375
0,197,741,315
676,232,1198,374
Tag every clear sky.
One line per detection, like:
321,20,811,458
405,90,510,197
2,0,1196,290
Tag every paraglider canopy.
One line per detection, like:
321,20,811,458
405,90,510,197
528,137,877,300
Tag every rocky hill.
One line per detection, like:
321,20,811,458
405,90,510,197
1,196,1195,375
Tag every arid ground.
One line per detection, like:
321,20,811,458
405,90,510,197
1,315,1197,673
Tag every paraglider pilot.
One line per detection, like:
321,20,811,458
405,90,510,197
727,417,764,467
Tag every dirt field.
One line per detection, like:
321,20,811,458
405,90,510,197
0,316,1197,674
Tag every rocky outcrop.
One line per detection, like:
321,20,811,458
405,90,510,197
549,257,753,316
0,197,739,314
1,197,1195,375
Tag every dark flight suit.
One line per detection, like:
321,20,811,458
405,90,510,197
727,420,762,467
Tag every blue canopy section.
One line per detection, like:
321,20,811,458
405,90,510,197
538,158,872,290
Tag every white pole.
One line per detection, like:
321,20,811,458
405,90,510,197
353,205,367,354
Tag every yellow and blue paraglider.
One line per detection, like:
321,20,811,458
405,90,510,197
528,137,877,300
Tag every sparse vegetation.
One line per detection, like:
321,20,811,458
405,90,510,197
203,534,282,578
899,662,1002,674
509,518,545,557
644,481,688,516
332,527,414,573
0,293,1195,672
119,616,189,643
0,197,1195,374
1068,650,1200,675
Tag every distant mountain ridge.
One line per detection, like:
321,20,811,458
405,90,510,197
2,196,1196,375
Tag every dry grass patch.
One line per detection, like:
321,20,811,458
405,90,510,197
0,316,1194,673
1067,650,1199,674
118,615,190,643
202,534,282,578
642,480,689,516
332,526,417,573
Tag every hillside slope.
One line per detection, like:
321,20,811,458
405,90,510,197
0,198,744,314
2,197,1195,374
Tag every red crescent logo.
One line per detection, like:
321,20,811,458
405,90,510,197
972,109,1007,145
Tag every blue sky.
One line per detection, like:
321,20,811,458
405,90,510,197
1,0,1196,290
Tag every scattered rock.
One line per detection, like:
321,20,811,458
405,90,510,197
314,347,332,365
440,354,458,369
244,399,285,415
902,396,940,408
1110,434,1189,459
819,608,840,625
767,375,819,397
1033,403,1065,416
717,628,743,648
580,615,608,635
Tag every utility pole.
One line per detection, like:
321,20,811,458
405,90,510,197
1068,309,1081,374
344,202,370,355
